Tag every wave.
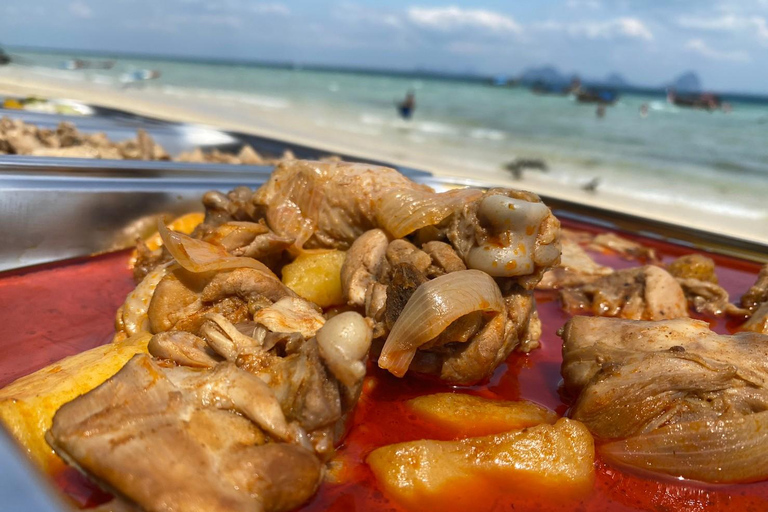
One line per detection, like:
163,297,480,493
156,85,291,110
415,121,459,135
469,128,506,141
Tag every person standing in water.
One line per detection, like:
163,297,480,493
397,90,416,120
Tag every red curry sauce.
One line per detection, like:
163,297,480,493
0,224,766,512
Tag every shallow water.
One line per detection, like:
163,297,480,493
9,50,768,222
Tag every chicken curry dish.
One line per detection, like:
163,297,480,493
1,160,767,512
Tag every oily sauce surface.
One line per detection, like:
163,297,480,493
0,225,766,512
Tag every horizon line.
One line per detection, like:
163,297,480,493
5,43,768,99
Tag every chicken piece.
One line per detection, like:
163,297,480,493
56,121,83,147
30,146,102,158
560,265,688,320
341,229,390,307
665,254,748,317
446,188,561,286
195,187,260,236
675,278,748,317
48,355,322,512
538,238,613,290
741,264,768,312
252,297,325,338
386,239,432,273
588,232,658,262
0,333,151,471
422,240,466,276
742,302,768,334
177,147,207,163
148,330,221,368
238,145,264,164
560,315,768,482
253,160,430,249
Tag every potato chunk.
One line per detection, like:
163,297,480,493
367,418,594,511
407,393,557,437
144,212,205,252
282,250,346,307
0,333,151,470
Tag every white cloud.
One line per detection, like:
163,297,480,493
69,0,93,19
685,38,751,61
333,3,403,29
407,6,522,34
678,14,768,43
536,17,653,41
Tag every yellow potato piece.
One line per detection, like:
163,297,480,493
367,418,594,511
407,393,558,437
0,333,151,471
145,212,205,252
129,212,205,268
282,250,346,308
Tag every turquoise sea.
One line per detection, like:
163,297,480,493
5,50,768,222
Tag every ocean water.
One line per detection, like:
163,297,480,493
6,50,768,221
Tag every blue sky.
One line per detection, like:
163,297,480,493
2,0,768,92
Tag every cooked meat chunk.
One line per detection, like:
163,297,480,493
665,254,749,317
675,278,747,317
742,264,768,312
421,240,466,276
742,302,768,334
446,188,561,285
148,330,221,368
560,265,688,320
252,160,430,249
538,238,612,290
384,263,429,331
48,355,321,512
385,239,432,274
587,232,658,262
340,228,390,307
561,316,768,483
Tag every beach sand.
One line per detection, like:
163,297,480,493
1,65,765,246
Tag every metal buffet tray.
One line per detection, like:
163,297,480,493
1,108,767,511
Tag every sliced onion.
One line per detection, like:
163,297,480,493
600,410,768,483
378,269,504,377
376,187,483,239
158,221,276,276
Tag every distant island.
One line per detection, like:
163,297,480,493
669,71,702,93
517,64,704,93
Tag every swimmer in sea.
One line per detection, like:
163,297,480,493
397,90,415,120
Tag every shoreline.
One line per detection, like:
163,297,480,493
1,65,766,246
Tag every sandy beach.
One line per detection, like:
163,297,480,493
1,65,766,246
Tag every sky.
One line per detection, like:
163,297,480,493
1,0,768,93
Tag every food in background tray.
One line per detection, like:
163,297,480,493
0,116,339,163
1,96,94,116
